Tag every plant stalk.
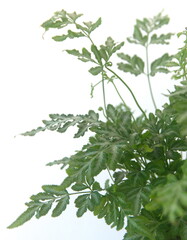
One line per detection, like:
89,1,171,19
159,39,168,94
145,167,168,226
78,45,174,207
101,71,108,118
145,44,157,110
106,66,147,118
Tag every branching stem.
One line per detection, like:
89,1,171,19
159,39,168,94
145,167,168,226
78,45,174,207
106,66,147,118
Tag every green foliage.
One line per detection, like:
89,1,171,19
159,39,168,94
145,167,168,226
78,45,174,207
117,53,144,76
21,110,100,138
166,30,187,136
117,11,173,109
9,8,187,240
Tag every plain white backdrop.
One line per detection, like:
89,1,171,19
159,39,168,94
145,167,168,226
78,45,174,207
0,0,186,239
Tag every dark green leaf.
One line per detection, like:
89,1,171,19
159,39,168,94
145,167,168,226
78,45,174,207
127,216,155,240
36,201,53,218
90,191,101,205
42,185,67,195
52,194,70,217
76,205,87,217
92,182,102,191
71,183,88,191
30,192,53,201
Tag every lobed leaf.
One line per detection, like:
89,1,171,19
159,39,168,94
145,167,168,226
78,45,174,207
46,157,70,169
150,33,173,45
21,110,100,138
150,53,172,76
117,53,144,76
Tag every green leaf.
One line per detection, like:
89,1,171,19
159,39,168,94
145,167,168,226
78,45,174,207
106,104,116,121
90,17,102,32
52,195,70,217
113,171,125,184
36,201,53,219
66,11,83,22
150,53,172,76
42,185,67,195
127,12,170,47
52,29,84,43
92,182,102,191
75,194,90,217
112,42,125,54
76,205,88,217
116,210,125,231
66,49,81,56
99,48,109,61
127,25,148,46
100,37,124,60
91,45,102,65
8,206,38,229
71,183,88,191
136,19,149,33
152,12,170,30
30,192,53,201
41,10,70,31
180,222,187,240
21,110,100,138
52,34,68,42
93,196,107,216
21,126,45,136
146,173,187,222
82,48,91,59
117,54,144,76
89,66,103,76
46,157,70,169
133,26,145,46
90,191,101,205
67,30,84,39
126,216,156,240
150,33,173,44
119,180,151,216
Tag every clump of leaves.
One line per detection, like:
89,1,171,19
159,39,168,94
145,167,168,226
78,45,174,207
8,9,187,240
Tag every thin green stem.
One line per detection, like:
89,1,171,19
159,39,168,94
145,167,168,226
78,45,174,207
106,66,147,118
102,71,108,118
68,191,93,196
111,80,136,122
145,44,157,110
106,166,115,183
87,34,95,45
111,80,130,110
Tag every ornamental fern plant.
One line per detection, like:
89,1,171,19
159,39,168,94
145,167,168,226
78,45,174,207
8,9,187,240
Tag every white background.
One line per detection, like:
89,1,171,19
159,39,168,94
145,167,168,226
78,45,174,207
0,0,186,239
